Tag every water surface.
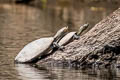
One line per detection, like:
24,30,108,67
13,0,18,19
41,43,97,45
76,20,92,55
0,1,120,80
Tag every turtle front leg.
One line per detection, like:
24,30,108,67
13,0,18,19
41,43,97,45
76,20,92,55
73,34,80,40
53,42,65,51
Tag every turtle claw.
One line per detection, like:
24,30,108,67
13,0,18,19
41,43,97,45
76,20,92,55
53,42,65,51
59,46,65,51
73,34,80,40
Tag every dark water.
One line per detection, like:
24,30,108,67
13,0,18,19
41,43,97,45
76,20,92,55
0,1,120,80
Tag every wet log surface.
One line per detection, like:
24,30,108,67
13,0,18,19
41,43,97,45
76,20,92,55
37,8,120,68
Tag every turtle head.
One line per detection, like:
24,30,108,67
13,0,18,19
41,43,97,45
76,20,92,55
54,26,68,42
77,23,89,36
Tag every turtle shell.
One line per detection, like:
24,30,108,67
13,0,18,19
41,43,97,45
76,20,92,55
15,37,54,63
58,32,76,46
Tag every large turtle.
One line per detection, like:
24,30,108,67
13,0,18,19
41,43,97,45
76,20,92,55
58,23,89,46
15,27,68,63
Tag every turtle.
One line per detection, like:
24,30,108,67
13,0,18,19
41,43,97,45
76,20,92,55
15,26,68,63
58,23,89,46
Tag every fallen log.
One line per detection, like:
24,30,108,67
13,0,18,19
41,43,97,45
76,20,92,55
37,8,120,68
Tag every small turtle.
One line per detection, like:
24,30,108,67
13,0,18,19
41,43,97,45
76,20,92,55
58,23,89,46
15,27,68,63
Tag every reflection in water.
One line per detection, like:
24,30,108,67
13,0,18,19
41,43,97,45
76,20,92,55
0,1,119,80
15,64,120,80
15,64,57,80
38,0,119,32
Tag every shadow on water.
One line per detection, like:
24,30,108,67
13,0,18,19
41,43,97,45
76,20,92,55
0,0,120,80
15,0,34,4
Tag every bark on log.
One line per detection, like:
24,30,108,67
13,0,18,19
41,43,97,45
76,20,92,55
37,8,120,68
